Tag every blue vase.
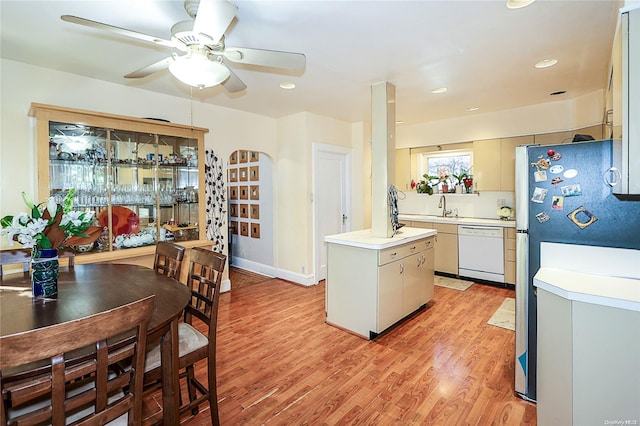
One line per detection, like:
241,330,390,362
31,248,59,298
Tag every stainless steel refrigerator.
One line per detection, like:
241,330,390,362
514,139,640,401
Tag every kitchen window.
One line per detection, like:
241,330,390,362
418,150,472,188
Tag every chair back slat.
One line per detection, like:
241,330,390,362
185,248,226,340
0,296,154,426
153,242,186,280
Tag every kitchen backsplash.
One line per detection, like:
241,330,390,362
397,190,515,220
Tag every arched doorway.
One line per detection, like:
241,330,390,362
227,150,274,274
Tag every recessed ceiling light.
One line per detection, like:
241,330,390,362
395,120,405,124
280,82,296,89
535,58,558,69
550,90,566,96
506,0,535,9
431,87,447,94
466,107,479,112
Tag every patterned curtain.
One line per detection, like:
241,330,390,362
205,150,226,252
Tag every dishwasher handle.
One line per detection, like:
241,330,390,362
458,225,503,237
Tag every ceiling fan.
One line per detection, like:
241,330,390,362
61,0,306,91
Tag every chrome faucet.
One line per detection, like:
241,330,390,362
438,195,452,217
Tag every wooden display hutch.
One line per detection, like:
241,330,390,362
30,103,210,272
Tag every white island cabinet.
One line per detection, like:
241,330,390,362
325,227,436,340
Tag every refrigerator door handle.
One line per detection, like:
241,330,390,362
515,147,530,231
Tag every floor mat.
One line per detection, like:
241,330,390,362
434,275,474,291
488,297,515,331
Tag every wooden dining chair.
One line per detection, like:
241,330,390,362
0,295,155,425
144,247,226,425
0,248,74,278
58,248,76,269
153,241,186,281
0,249,31,278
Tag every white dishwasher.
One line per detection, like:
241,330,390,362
457,225,504,283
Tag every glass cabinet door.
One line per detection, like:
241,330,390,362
49,121,109,251
48,121,201,253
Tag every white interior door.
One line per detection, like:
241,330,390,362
314,144,351,282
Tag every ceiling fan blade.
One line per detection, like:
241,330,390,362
61,15,176,49
222,67,247,93
192,0,238,45
124,57,173,78
223,47,306,70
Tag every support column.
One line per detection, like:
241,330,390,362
370,81,396,238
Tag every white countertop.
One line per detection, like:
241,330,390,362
324,227,437,249
398,214,515,228
534,242,640,312
534,268,640,312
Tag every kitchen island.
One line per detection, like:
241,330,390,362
325,227,436,339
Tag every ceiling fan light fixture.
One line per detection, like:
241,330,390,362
535,58,558,69
169,54,230,88
506,0,535,9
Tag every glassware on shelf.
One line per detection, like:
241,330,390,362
186,186,197,203
45,116,202,251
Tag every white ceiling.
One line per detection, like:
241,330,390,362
0,0,623,125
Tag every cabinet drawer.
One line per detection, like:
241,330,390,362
379,245,409,265
434,223,458,234
409,221,434,229
378,239,429,265
422,237,434,250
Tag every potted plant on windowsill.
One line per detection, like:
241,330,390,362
452,171,468,194
416,174,439,195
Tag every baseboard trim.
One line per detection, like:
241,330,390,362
221,279,231,293
231,257,317,287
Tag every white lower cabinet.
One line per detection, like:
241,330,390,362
433,223,457,275
378,261,404,332
537,288,640,425
409,221,457,275
326,234,435,339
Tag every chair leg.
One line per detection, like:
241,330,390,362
209,358,220,426
185,364,200,416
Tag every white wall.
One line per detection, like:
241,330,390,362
274,113,310,279
274,112,362,284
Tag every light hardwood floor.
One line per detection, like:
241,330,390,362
143,268,537,425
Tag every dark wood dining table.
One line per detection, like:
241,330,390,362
0,263,191,425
